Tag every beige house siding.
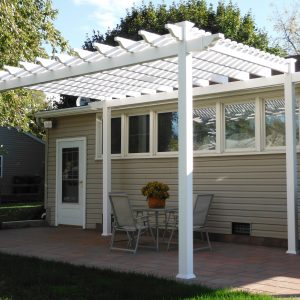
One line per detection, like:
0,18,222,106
112,155,300,240
46,113,300,240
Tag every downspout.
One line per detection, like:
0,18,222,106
44,128,49,221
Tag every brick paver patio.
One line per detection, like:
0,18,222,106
0,227,299,298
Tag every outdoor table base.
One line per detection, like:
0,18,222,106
134,207,177,251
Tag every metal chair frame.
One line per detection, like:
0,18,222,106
109,193,155,254
167,194,214,251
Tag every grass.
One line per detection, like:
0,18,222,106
0,202,43,222
0,252,275,300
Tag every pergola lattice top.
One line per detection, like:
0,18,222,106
0,22,293,101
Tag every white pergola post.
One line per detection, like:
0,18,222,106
284,63,299,254
102,102,112,236
176,21,195,279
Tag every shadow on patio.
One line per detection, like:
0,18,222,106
0,226,299,298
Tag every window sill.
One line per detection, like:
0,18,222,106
94,148,298,161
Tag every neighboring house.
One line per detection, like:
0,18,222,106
0,22,299,278
0,127,45,201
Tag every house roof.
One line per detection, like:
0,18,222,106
0,21,294,103
0,126,45,144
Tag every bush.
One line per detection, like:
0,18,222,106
0,203,44,222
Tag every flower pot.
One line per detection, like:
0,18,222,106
148,197,166,209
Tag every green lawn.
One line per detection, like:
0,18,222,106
0,202,43,222
0,253,275,300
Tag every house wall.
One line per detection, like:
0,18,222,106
46,113,102,227
46,113,300,241
112,155,300,240
0,127,45,196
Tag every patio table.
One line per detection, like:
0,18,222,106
134,207,177,251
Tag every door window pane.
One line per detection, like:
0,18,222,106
111,117,121,154
225,102,255,149
62,147,79,203
158,112,178,152
129,115,149,153
193,107,216,151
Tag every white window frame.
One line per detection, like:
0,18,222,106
216,101,223,154
126,112,151,157
95,92,300,160
255,97,263,152
193,104,218,155
0,155,3,178
261,96,292,153
156,110,179,156
111,115,123,158
223,99,257,153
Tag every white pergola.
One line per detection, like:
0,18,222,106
0,21,298,279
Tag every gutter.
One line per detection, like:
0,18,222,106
35,105,97,119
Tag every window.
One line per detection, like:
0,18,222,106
157,112,178,152
225,102,255,150
128,115,149,153
265,99,285,147
193,107,216,151
265,98,299,147
94,95,300,160
111,117,121,154
0,155,2,177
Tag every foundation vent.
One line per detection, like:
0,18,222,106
232,222,251,235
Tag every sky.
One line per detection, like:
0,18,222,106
51,0,296,51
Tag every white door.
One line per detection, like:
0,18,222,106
56,138,86,227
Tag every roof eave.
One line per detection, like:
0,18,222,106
35,105,96,119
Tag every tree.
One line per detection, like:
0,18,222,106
83,0,282,55
0,90,47,138
53,94,78,109
0,0,70,137
271,1,300,55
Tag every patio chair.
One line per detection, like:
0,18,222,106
167,194,214,251
193,194,213,251
109,193,155,254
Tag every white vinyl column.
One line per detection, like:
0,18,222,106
102,102,112,236
176,21,196,279
284,62,299,254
